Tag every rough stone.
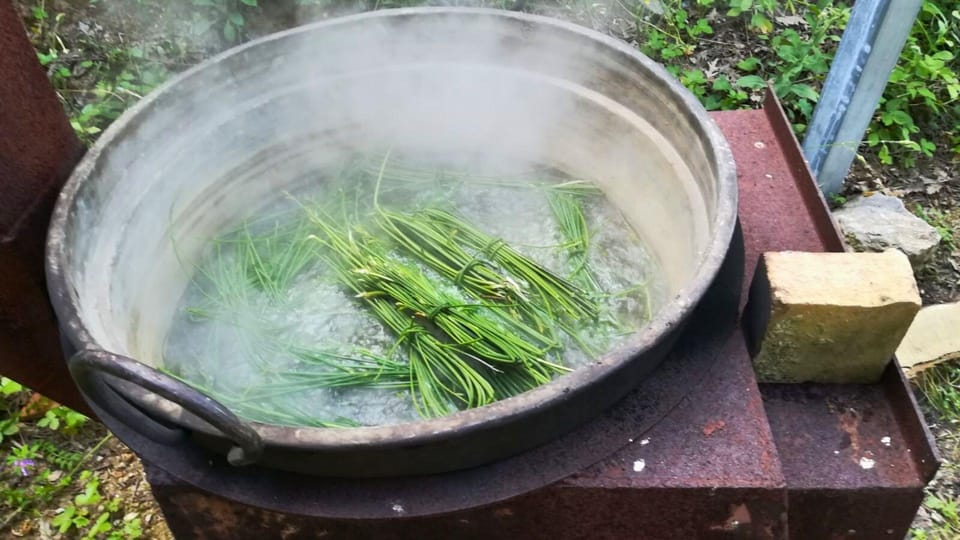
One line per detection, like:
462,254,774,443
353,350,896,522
832,194,941,267
896,302,960,377
744,250,921,384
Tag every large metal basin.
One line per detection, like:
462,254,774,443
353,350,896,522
46,8,737,477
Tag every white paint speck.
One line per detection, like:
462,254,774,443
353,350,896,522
880,436,891,447
859,457,876,470
628,438,634,443
392,504,405,514
754,141,766,149
633,459,646,473
834,450,840,455
640,438,650,446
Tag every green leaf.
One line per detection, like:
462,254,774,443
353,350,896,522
681,69,707,86
726,0,752,16
735,75,766,90
788,84,818,101
223,21,238,42
53,507,76,533
736,57,761,72
0,418,19,437
75,479,102,507
712,76,733,92
750,12,773,33
228,11,245,26
191,17,215,35
932,50,954,62
240,0,258,5
85,513,113,539
691,18,713,36
0,377,23,396
878,144,892,164
882,109,912,127
39,411,60,430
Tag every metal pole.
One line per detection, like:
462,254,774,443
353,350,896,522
801,0,922,195
0,1,91,415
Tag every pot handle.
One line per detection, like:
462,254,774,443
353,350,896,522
68,349,264,466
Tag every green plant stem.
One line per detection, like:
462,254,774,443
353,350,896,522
422,208,600,322
0,433,112,532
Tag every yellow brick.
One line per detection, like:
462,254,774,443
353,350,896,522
744,250,921,383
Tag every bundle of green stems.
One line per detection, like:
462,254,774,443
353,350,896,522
167,153,645,425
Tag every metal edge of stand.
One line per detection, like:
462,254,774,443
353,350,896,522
760,86,940,485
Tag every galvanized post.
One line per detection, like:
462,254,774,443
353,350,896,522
801,0,922,195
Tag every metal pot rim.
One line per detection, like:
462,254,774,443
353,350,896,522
46,7,737,452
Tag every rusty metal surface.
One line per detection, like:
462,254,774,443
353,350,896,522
742,90,937,539
762,382,925,488
569,320,783,490
882,365,941,483
149,468,786,540
0,1,89,414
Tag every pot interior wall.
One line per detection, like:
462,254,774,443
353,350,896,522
63,11,719,370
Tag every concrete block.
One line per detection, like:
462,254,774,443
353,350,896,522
744,250,921,383
896,302,960,377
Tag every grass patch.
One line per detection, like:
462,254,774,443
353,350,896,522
917,361,960,422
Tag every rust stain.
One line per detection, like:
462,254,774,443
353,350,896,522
838,408,863,462
702,419,727,437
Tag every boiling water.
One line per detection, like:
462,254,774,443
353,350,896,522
163,156,665,427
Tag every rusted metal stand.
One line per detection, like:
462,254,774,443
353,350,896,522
0,1,90,415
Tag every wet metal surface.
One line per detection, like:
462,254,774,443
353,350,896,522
0,2,89,414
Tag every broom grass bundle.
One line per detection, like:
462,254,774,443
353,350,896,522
306,203,572,417
548,192,602,294
420,207,600,322
167,152,652,426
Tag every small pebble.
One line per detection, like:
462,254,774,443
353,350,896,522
632,459,646,473
859,457,876,470
880,436,891,447
640,438,650,446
